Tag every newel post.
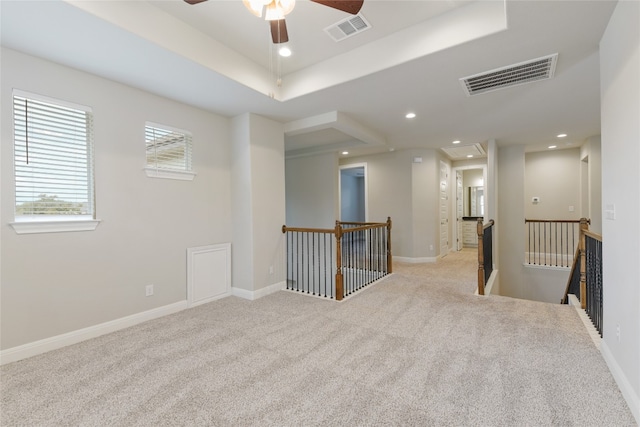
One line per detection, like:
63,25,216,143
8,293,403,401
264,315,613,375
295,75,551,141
335,221,344,301
477,218,485,296
579,218,589,309
386,216,393,273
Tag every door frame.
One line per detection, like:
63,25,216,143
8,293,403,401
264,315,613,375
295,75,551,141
451,164,488,251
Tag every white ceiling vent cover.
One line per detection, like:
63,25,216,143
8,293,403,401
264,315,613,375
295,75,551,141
324,13,371,42
441,143,486,160
460,53,558,96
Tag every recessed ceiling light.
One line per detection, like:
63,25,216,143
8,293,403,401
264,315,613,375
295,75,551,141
341,151,349,155
557,133,567,138
467,154,474,158
452,140,461,144
405,112,416,119
548,145,557,149
278,47,292,57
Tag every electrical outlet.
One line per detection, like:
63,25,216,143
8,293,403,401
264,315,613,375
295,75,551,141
429,244,434,251
616,324,620,342
269,265,274,275
145,284,154,297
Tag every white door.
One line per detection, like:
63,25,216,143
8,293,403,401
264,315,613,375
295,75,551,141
440,161,449,257
456,170,463,251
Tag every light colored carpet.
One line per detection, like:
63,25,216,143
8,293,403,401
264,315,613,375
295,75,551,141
1,249,636,426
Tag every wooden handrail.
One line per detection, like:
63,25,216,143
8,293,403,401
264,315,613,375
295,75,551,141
282,217,392,301
525,219,585,223
584,229,602,241
282,225,335,234
579,218,588,309
477,219,495,296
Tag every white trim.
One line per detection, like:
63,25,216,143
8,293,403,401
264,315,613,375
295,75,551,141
187,243,232,308
567,294,601,349
522,262,571,271
601,341,640,425
232,281,286,301
10,219,101,234
477,268,498,296
0,301,188,365
13,88,92,112
144,167,196,181
394,256,437,264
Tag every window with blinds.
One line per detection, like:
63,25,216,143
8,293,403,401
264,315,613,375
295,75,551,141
13,91,95,222
145,123,193,179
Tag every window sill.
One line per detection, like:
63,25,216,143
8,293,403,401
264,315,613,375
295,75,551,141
144,167,196,181
10,219,101,234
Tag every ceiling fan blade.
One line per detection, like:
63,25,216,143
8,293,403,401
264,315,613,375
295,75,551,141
310,0,363,15
270,19,289,44
184,0,208,5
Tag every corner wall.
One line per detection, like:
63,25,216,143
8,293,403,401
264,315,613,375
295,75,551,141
600,1,640,421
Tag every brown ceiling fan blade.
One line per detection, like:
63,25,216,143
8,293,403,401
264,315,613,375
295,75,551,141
184,0,208,5
270,19,289,44
310,0,363,15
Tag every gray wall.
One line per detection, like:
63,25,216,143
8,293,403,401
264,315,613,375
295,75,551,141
600,1,640,420
340,149,444,260
497,145,526,299
581,136,602,233
1,48,233,350
285,153,338,228
525,148,581,220
231,113,286,293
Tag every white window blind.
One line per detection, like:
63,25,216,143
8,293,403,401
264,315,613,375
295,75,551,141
145,123,192,173
13,92,95,222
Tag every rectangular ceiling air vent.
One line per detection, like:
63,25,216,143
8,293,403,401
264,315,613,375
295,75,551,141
324,13,371,42
460,53,558,96
441,143,486,160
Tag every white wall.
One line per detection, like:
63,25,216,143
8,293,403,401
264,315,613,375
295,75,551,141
285,153,338,228
600,1,640,421
0,48,232,350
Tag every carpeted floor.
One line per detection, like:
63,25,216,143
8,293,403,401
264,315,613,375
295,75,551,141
1,249,636,426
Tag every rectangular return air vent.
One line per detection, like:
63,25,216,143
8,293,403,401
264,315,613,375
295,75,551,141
324,13,371,42
441,143,486,160
460,53,558,96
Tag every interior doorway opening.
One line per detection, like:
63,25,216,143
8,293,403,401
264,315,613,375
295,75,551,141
340,164,367,222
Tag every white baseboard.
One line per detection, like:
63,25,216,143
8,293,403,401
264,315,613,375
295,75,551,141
394,256,437,264
232,281,286,301
475,269,498,297
0,300,188,366
600,340,640,425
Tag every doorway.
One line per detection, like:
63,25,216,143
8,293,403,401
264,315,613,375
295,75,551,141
339,164,367,222
451,165,487,251
440,161,449,256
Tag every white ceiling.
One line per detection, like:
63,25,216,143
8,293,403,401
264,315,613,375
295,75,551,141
0,0,617,160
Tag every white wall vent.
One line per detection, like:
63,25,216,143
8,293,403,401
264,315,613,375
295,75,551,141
460,53,558,96
324,13,371,42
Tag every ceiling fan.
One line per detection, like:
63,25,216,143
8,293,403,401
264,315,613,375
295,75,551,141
184,0,364,44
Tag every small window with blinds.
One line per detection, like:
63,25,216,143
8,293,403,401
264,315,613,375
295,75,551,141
13,91,95,225
144,122,195,180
